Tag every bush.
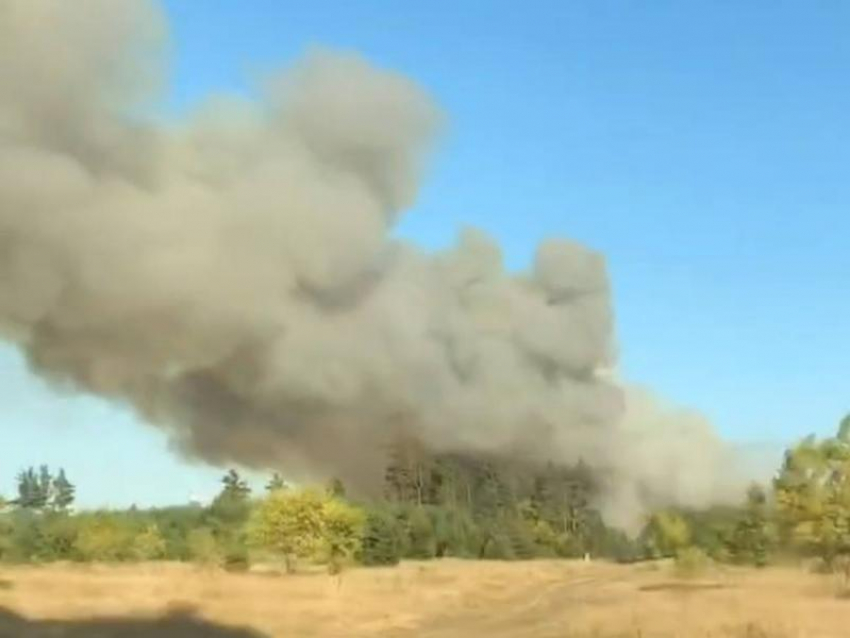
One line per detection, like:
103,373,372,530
132,524,167,561
73,515,134,562
187,527,222,566
674,546,711,578
222,543,250,572
38,513,79,561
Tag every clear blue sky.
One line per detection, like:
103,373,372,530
1,0,848,507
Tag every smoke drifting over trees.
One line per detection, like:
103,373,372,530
0,0,748,528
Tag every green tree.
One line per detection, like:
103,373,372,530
265,472,286,493
51,469,75,511
774,421,850,566
360,510,401,566
317,497,365,574
728,484,775,567
641,511,691,559
249,487,364,573
15,468,41,509
208,469,252,528
37,465,53,508
221,469,251,499
406,506,437,559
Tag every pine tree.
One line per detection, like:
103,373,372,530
51,469,75,511
37,465,53,509
360,510,401,566
730,485,772,567
15,468,38,508
221,469,251,499
383,439,417,504
209,469,252,528
265,472,286,493
16,467,50,510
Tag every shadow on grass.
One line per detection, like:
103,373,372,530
0,605,268,637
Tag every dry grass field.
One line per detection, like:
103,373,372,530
0,559,845,637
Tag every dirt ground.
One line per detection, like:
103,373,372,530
0,559,845,637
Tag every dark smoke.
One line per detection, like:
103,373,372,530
0,0,749,527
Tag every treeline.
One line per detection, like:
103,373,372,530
0,415,848,574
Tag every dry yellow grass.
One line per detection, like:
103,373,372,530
0,559,846,637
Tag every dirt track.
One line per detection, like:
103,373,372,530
0,560,845,637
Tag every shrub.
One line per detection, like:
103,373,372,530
222,543,250,572
73,515,134,562
38,513,79,561
132,523,167,561
187,527,222,566
674,546,711,578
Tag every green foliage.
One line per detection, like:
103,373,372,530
73,514,134,562
14,417,850,572
132,523,167,560
360,509,402,566
774,422,850,566
208,469,252,527
14,466,75,512
406,506,437,559
187,527,222,566
641,511,691,558
265,472,286,493
317,496,365,574
727,485,775,567
674,546,711,578
15,467,46,510
52,469,75,511
248,487,364,573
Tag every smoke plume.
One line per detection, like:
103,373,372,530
0,0,749,526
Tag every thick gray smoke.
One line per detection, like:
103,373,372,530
0,0,749,526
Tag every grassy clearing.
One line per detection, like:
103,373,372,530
0,559,844,637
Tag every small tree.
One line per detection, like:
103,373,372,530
728,484,775,567
249,487,364,573
318,497,365,574
641,511,691,559
360,510,401,566
249,488,326,572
